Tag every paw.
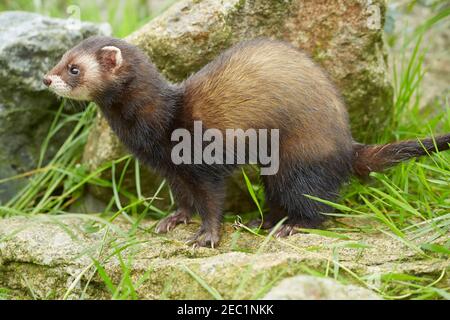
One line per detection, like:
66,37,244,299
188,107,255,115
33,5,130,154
155,209,191,234
271,218,324,238
272,224,300,238
186,228,220,248
246,218,278,230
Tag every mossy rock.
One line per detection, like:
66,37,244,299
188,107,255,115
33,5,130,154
0,216,447,299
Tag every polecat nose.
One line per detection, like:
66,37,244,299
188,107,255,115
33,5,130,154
43,77,52,86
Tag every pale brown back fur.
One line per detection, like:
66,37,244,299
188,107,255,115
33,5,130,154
183,39,353,163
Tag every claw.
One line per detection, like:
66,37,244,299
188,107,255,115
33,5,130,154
155,210,192,234
186,227,220,248
272,224,300,238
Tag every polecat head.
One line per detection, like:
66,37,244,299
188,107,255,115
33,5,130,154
43,36,128,101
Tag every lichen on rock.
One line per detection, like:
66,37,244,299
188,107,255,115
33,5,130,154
263,275,381,300
0,216,446,299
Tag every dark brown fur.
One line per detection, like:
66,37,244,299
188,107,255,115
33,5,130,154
44,36,450,247
353,134,450,177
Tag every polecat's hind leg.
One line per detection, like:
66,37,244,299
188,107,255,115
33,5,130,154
272,217,325,238
155,178,195,234
247,201,286,230
263,158,351,237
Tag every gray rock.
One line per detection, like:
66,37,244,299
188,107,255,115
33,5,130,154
0,11,111,203
81,0,393,211
263,275,381,300
0,216,446,299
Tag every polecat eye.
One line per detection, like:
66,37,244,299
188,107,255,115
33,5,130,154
68,65,80,76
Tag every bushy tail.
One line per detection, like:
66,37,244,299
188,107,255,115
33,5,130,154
352,134,450,178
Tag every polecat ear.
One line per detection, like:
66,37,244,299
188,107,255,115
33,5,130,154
100,46,123,71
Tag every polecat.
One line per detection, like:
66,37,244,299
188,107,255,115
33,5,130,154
44,36,450,247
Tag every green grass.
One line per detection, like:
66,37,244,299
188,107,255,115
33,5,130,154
0,1,449,300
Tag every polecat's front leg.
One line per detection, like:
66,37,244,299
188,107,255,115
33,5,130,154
155,208,193,233
155,178,195,233
187,179,226,248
